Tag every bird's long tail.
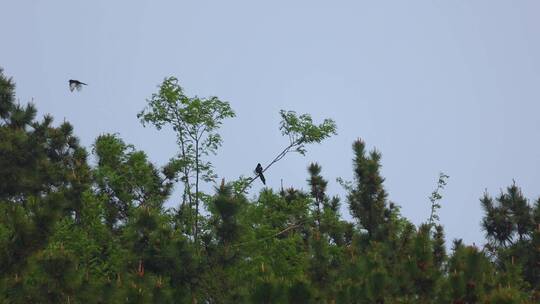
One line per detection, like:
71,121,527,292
259,173,266,185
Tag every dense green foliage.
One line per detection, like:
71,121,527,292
1,69,538,303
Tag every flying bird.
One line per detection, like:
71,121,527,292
255,163,266,185
69,79,87,92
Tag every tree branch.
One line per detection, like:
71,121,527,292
239,142,298,193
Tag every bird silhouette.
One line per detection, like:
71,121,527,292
255,163,265,185
69,79,87,92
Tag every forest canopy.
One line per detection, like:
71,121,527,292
1,68,539,303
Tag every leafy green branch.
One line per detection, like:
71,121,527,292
236,110,337,194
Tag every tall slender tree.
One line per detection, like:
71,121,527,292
138,77,235,242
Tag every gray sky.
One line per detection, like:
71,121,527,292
2,1,540,246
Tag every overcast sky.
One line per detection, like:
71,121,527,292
2,1,540,246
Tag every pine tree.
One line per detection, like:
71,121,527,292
522,198,540,293
448,245,494,303
346,139,390,242
199,181,247,302
481,183,534,248
92,134,173,229
432,224,447,272
0,67,91,300
308,163,327,231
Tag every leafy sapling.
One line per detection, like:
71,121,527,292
428,172,449,229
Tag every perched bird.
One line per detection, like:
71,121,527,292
255,163,266,185
69,79,87,92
